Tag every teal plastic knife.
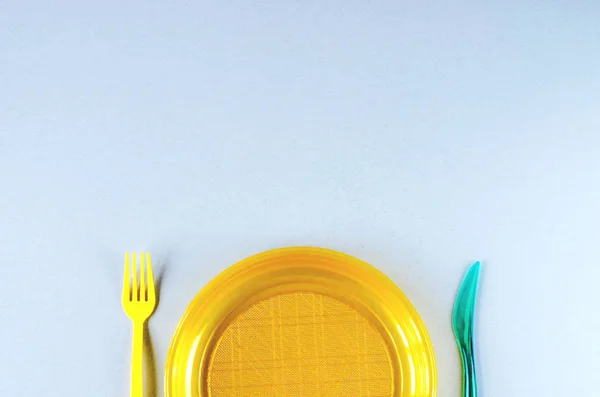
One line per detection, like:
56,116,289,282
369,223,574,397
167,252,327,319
451,261,481,397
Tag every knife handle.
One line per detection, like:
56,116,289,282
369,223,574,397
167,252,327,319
458,340,477,397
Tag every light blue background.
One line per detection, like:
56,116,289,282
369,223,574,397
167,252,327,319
2,2,600,396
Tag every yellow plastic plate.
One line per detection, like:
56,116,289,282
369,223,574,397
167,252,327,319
165,247,436,397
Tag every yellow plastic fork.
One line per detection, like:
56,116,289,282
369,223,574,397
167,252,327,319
122,252,157,397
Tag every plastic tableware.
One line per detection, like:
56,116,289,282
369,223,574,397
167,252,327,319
165,247,436,397
122,252,157,397
452,261,481,397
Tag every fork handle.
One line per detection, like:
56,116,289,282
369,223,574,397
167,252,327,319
130,321,144,397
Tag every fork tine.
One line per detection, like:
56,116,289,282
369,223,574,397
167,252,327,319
140,252,146,301
146,252,155,301
132,252,138,301
123,252,131,301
